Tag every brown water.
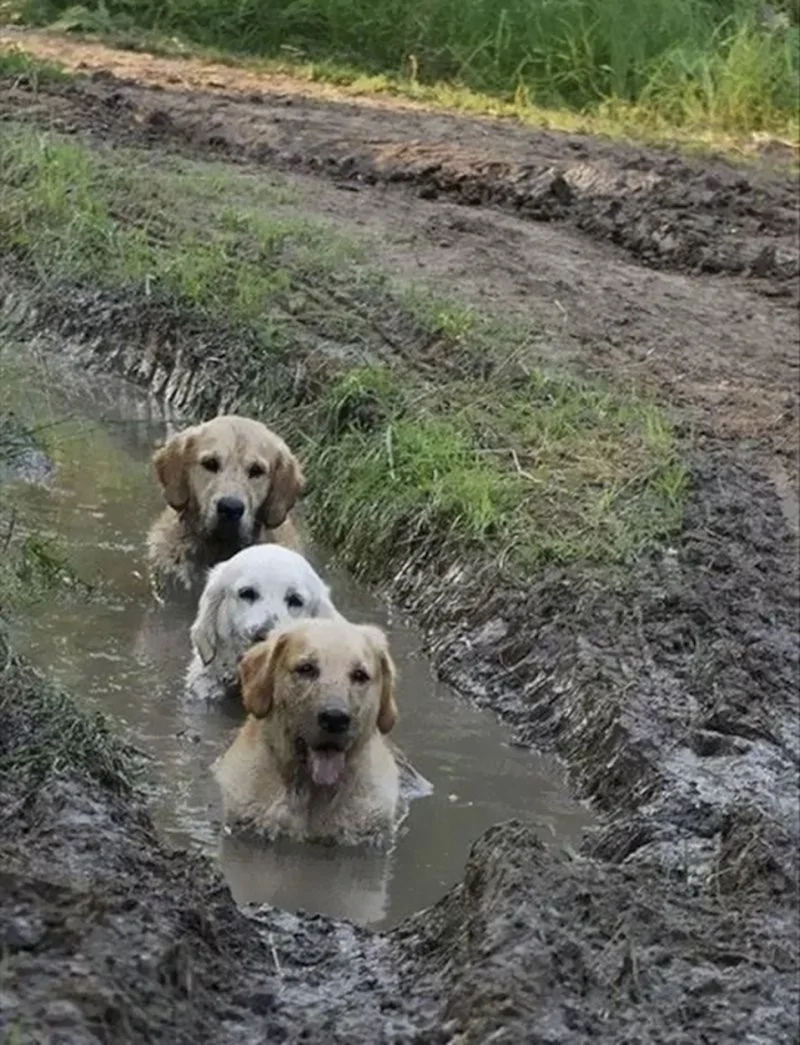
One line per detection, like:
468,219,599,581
1,343,592,928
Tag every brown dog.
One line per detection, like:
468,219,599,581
212,618,401,847
146,415,305,597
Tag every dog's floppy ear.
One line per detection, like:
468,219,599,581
361,625,397,734
152,429,194,510
190,565,225,666
261,449,306,530
238,632,289,718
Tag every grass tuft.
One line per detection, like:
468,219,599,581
0,42,70,85
0,628,133,794
0,124,689,579
0,411,132,797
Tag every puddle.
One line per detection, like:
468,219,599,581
0,342,592,928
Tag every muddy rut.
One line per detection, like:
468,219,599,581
1,28,799,1045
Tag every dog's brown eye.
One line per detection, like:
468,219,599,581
350,666,371,685
247,463,266,479
201,457,220,473
294,661,319,679
237,587,259,602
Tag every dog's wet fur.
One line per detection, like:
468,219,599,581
213,618,402,847
147,415,305,597
185,544,340,702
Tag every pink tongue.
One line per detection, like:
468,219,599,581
309,749,346,787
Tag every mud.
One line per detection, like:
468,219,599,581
1,28,799,1045
3,651,797,1045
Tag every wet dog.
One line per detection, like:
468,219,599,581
147,415,305,598
212,618,401,847
186,544,340,702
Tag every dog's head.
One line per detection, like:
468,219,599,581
190,545,340,671
152,415,305,553
238,618,397,788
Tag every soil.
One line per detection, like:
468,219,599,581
1,28,799,1045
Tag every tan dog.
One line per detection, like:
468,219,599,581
147,415,305,597
212,618,401,847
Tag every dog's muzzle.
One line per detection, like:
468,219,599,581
246,618,277,646
211,496,253,545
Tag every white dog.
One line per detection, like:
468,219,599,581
186,544,339,701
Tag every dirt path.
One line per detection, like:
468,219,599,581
2,29,798,482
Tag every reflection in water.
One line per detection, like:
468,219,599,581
223,832,394,925
1,344,592,927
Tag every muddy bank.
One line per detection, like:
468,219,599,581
396,821,799,1044
2,638,798,1045
1,32,798,302
0,634,400,1045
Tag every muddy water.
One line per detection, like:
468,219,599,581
1,342,591,927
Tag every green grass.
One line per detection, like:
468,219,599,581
0,43,70,85
0,628,132,793
0,411,131,796
8,0,799,138
0,123,689,579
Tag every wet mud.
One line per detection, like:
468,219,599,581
1,29,799,1045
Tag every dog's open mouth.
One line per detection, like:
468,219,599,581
307,743,347,787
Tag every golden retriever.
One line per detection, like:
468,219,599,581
186,544,340,702
212,618,401,847
146,415,305,597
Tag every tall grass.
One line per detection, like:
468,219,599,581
15,0,800,133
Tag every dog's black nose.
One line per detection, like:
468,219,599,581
216,496,245,521
317,707,351,734
249,620,276,644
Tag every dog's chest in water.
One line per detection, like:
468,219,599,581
271,777,380,845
